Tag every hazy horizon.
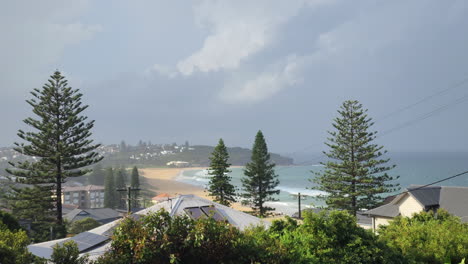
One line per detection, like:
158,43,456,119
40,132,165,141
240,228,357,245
2,1,468,154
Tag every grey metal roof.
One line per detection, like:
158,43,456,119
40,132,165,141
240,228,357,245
364,203,400,218
439,186,468,223
407,186,441,207
65,208,122,224
138,194,270,231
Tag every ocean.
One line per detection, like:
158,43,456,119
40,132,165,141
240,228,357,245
176,152,468,215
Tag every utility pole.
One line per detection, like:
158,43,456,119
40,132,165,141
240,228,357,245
298,192,301,219
117,186,141,214
291,192,309,219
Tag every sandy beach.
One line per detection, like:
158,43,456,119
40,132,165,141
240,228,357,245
140,167,252,212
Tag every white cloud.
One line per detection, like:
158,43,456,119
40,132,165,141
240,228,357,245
145,64,178,78
176,0,333,76
220,55,304,103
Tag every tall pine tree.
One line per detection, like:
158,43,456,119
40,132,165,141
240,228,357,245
313,100,399,216
241,131,280,217
7,71,102,234
115,169,126,209
104,168,116,209
130,166,140,209
207,139,236,206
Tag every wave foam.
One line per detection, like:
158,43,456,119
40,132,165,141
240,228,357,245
278,186,327,197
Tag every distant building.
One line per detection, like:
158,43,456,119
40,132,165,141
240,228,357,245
365,185,468,231
62,185,105,209
166,161,190,167
151,193,173,204
64,208,122,224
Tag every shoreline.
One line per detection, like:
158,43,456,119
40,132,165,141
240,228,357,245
139,167,253,213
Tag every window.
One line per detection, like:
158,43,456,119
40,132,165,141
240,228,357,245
73,192,79,198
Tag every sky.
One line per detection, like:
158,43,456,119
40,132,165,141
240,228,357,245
1,0,468,155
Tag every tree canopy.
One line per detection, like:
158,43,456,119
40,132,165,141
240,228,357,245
7,71,102,234
242,130,280,217
313,100,399,215
207,138,236,206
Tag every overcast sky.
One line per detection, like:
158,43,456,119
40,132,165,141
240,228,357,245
2,0,468,154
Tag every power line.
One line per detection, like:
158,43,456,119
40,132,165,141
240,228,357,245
376,75,468,122
395,170,468,196
279,74,468,168
281,90,468,169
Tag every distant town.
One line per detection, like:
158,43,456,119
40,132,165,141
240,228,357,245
0,141,293,174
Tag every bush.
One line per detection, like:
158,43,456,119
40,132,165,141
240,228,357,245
268,211,405,264
0,222,37,264
69,218,101,234
0,211,21,231
378,209,468,264
97,209,406,264
50,240,89,264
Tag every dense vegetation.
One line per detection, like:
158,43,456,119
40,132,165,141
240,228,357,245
1,208,467,263
379,209,468,264
96,209,404,264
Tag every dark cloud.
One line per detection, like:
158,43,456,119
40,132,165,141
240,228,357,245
2,0,468,154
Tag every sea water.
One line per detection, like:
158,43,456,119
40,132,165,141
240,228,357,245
176,152,468,215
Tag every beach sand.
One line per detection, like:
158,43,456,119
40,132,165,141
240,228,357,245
140,167,252,212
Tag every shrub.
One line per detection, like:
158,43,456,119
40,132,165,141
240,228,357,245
379,209,468,264
69,218,101,234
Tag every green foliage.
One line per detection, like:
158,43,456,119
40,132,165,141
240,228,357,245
7,184,58,241
378,209,468,264
0,222,37,264
97,209,406,264
130,166,140,188
115,169,126,209
313,100,399,215
0,211,21,231
242,130,280,217
207,138,236,206
130,166,140,209
269,210,405,264
7,71,102,229
96,210,282,264
50,240,89,264
68,217,101,234
104,168,116,209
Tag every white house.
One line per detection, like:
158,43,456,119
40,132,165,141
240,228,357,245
365,186,468,231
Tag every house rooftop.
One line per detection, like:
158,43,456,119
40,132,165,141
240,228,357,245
63,185,105,192
366,185,468,222
65,208,122,224
28,194,269,260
